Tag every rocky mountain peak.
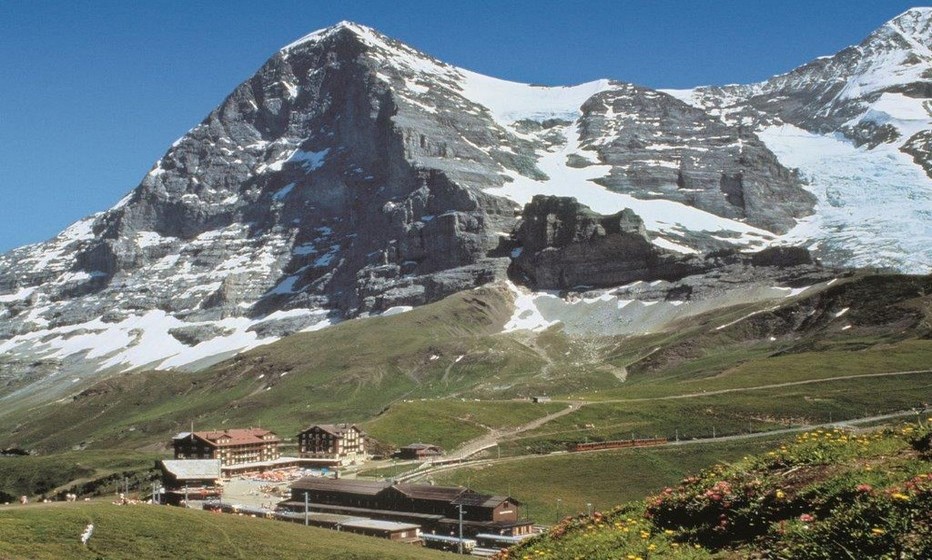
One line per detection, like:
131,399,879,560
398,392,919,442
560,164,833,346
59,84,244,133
0,15,926,386
883,7,932,47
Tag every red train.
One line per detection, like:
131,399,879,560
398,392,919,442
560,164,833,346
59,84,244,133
567,437,668,452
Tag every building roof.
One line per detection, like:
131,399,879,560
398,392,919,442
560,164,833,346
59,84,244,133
400,443,442,450
177,428,280,448
291,477,391,495
160,459,221,480
453,493,521,507
341,518,420,532
392,483,467,501
289,478,517,510
301,423,363,437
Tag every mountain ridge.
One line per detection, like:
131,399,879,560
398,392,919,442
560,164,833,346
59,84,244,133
0,13,929,388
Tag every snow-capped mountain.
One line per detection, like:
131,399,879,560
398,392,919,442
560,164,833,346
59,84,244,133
665,7,932,271
0,13,929,387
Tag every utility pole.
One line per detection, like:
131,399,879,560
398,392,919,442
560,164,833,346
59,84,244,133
184,482,189,508
675,429,679,442
712,426,716,439
305,492,310,526
458,504,465,554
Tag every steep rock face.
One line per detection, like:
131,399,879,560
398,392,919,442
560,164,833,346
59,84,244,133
0,26,522,336
86,26,522,318
512,196,704,289
575,86,814,234
0,24,535,377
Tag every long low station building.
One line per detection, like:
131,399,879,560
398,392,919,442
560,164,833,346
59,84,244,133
280,478,534,537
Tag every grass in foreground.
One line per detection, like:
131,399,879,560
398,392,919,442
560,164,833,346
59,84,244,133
432,437,783,525
0,502,446,560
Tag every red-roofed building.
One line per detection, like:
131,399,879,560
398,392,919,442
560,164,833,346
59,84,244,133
172,428,281,466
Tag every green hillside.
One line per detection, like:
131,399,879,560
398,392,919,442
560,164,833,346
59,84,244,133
0,502,446,560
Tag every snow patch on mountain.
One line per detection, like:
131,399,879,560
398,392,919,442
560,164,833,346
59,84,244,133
502,280,823,337
456,70,616,125
0,307,334,374
846,91,932,142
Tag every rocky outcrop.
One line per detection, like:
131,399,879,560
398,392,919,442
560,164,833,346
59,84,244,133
511,196,828,294
169,325,235,346
577,86,815,234
511,196,705,289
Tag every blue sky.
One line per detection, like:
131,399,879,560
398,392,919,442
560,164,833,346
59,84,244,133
0,1,921,252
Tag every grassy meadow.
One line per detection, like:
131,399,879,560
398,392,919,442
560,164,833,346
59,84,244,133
0,502,446,560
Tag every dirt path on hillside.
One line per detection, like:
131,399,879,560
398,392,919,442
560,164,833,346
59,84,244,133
443,402,583,462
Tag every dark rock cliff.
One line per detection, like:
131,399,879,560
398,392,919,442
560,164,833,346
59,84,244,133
511,196,704,289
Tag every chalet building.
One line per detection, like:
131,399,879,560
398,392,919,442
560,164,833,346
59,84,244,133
158,459,221,505
395,443,443,460
281,478,533,537
172,428,281,466
297,424,366,464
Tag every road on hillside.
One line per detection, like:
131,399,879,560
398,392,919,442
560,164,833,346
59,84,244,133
399,407,926,482
393,368,930,482
584,368,932,404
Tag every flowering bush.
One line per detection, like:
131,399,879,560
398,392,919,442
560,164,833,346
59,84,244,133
498,426,930,560
780,473,932,559
493,506,711,560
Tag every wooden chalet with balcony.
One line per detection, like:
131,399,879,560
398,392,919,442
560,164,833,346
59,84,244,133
297,424,366,464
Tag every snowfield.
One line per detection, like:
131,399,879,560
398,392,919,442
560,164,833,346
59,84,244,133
760,125,931,274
